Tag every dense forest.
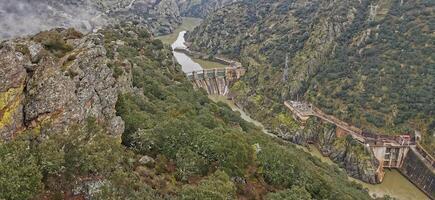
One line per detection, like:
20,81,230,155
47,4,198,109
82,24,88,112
186,0,435,154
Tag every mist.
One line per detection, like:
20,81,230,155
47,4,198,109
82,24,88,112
0,0,108,40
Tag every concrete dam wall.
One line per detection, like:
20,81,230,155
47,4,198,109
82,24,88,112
399,148,435,199
187,67,245,95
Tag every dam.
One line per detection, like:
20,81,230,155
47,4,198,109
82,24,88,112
170,30,245,96
185,66,245,95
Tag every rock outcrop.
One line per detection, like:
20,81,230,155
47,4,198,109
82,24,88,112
275,117,380,183
0,42,28,139
0,28,124,140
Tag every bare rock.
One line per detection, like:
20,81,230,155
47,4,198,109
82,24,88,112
0,42,28,140
139,155,155,165
1,29,125,139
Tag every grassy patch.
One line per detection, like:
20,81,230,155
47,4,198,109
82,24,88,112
191,58,228,69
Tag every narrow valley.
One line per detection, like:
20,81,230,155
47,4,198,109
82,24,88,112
166,18,431,200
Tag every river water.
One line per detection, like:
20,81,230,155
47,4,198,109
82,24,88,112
170,25,429,200
171,31,202,73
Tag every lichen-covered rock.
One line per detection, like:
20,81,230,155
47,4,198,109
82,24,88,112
0,42,28,140
0,28,125,140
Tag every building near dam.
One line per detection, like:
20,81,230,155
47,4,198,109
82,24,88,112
285,101,435,199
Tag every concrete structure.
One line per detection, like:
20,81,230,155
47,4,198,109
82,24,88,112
186,66,245,95
284,100,434,198
284,101,364,142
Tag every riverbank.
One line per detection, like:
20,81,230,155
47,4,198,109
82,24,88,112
158,17,228,70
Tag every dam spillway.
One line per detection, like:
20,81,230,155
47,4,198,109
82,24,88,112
186,67,245,95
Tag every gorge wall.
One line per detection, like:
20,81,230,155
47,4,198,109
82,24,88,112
275,117,380,184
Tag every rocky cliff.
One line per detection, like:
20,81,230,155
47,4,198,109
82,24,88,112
305,119,380,184
0,0,182,40
272,115,380,183
0,28,124,141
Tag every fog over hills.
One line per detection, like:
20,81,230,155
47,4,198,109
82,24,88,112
0,0,182,40
0,0,107,39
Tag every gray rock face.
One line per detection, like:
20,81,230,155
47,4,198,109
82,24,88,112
275,117,380,184
0,42,28,140
139,155,155,165
0,29,125,140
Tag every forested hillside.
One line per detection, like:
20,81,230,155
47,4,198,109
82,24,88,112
177,0,239,18
0,23,382,199
187,0,435,153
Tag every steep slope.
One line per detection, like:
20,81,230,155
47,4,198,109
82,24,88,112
0,24,377,199
187,0,435,154
177,0,239,18
0,0,182,40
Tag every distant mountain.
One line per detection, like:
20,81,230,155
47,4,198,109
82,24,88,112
187,0,435,152
0,0,182,40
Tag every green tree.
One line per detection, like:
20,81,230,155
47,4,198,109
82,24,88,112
175,147,207,182
0,140,43,200
180,170,236,200
266,186,312,200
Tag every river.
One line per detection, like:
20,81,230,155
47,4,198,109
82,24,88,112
167,19,429,200
172,31,202,73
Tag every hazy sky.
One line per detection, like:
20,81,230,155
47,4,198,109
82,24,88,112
0,0,107,40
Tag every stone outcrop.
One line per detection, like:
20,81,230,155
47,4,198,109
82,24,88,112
276,117,380,184
0,42,28,139
0,28,125,140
